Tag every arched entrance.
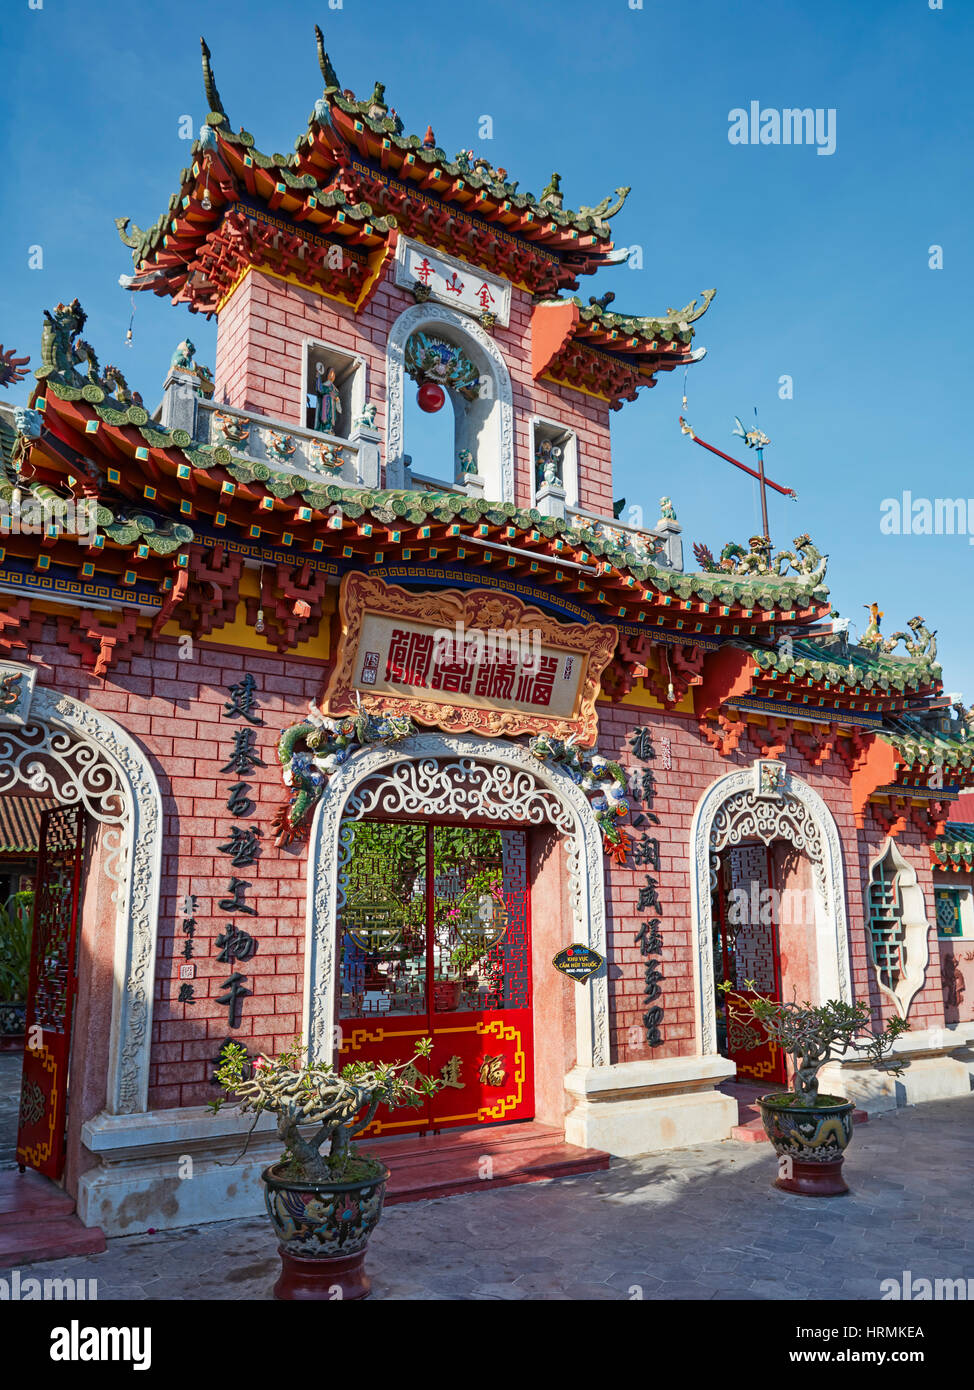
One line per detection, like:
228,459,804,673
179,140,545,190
385,303,515,501
689,760,853,1069
304,733,610,1132
0,668,163,1182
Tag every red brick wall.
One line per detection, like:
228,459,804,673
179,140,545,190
19,623,950,1113
593,698,941,1065
24,620,332,1112
213,265,615,514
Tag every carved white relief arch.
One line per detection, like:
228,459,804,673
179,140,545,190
304,733,609,1069
0,670,162,1113
688,762,853,1056
385,302,515,502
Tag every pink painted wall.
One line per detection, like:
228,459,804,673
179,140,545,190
18,620,955,1124
213,264,615,515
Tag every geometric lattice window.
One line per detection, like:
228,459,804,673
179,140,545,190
868,855,904,992
865,839,930,1019
935,888,963,938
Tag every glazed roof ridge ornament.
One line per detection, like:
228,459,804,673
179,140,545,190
199,36,228,125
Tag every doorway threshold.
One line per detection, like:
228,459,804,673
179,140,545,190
364,1121,609,1204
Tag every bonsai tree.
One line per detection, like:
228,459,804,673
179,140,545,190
718,981,910,1103
212,1037,441,1183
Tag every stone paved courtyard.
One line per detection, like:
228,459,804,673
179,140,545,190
9,1095,972,1300
0,1052,22,1169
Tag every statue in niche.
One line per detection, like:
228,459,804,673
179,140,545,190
535,438,563,489
312,362,342,435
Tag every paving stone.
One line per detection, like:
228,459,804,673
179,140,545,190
7,1095,971,1300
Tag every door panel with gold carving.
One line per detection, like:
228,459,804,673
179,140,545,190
337,821,534,1135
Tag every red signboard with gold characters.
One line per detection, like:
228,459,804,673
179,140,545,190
323,574,617,745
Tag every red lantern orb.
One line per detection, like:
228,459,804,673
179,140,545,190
416,380,446,413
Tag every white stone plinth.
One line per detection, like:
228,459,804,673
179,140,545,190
564,1055,737,1156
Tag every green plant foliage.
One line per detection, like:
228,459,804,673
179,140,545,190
717,981,909,1103
0,891,34,1001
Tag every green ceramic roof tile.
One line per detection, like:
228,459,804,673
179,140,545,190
749,636,941,695
880,714,974,770
932,824,974,865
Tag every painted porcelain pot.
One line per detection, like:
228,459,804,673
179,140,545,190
758,1094,855,1197
262,1160,390,1300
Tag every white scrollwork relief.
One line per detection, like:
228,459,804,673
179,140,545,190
0,674,162,1115
346,758,577,833
305,733,609,1072
689,763,853,1057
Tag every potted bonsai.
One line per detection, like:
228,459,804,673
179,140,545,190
0,891,33,1049
213,1036,441,1299
718,982,909,1196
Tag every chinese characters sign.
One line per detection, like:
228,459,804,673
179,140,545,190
394,235,511,327
323,574,617,744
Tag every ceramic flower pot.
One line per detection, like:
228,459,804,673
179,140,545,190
758,1093,855,1197
262,1159,390,1300
433,979,462,1012
0,1002,26,1051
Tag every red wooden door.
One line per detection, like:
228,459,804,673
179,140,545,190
337,821,534,1135
714,843,787,1086
16,803,88,1178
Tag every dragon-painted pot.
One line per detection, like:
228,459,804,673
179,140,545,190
758,1093,856,1197
262,1160,390,1300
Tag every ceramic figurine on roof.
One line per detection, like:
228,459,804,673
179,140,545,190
0,346,30,388
540,173,563,210
36,299,91,383
171,340,197,369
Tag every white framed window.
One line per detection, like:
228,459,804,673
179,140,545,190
530,418,578,509
302,339,366,439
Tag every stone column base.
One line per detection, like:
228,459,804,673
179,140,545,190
77,1107,279,1236
817,1023,974,1115
564,1055,737,1156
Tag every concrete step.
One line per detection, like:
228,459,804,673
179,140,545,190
0,1170,106,1267
365,1121,609,1204
0,1169,75,1224
0,1218,106,1267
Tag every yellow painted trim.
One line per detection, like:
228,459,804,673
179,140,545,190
215,263,253,316
217,260,361,317
541,370,612,404
159,566,333,659
354,242,395,312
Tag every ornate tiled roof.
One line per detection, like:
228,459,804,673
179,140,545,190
28,371,831,624
880,714,974,780
749,636,941,699
931,823,974,871
0,797,55,855
114,35,687,321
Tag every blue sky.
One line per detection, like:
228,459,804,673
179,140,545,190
3,0,973,694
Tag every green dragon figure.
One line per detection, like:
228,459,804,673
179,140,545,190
36,299,98,385
576,186,631,224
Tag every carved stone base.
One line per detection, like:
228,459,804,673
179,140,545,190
774,1157,849,1198
564,1056,737,1155
273,1246,371,1301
